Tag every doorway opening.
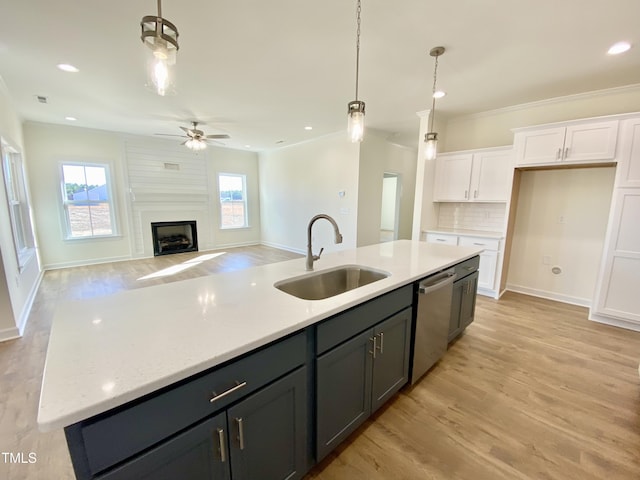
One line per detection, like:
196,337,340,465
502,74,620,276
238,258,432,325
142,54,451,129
380,173,401,242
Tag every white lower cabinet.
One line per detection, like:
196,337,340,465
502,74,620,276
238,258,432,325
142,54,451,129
424,232,503,298
592,189,640,328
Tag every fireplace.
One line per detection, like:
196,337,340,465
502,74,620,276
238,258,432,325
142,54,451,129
151,221,198,256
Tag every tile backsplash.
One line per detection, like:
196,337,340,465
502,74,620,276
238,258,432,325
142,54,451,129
437,203,506,232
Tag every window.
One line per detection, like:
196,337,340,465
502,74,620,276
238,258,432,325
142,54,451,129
1,142,35,267
61,163,116,238
218,173,248,229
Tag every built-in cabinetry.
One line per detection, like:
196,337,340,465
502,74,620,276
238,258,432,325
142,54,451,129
424,232,502,299
315,286,412,461
592,116,640,330
65,332,309,480
514,120,619,167
449,256,479,342
433,146,513,202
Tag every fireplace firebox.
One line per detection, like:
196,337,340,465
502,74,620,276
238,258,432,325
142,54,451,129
151,221,198,256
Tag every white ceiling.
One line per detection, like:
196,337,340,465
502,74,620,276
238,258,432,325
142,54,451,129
1,0,639,151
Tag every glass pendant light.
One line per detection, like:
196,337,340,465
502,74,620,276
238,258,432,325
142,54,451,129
141,0,179,96
347,0,365,143
424,46,445,160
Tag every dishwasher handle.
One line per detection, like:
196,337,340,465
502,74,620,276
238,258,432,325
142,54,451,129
418,270,456,295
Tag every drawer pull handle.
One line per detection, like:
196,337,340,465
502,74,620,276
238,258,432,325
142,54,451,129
369,336,377,359
473,243,486,246
236,417,245,450
556,147,562,160
436,239,446,242
464,266,475,271
564,147,569,159
210,381,247,403
216,428,227,462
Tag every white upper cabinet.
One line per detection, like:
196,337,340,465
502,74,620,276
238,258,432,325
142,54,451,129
433,147,513,202
514,120,619,167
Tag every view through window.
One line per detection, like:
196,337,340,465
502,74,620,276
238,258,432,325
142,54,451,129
218,173,247,228
61,163,115,238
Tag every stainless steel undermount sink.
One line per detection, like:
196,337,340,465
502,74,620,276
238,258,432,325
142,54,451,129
274,265,390,300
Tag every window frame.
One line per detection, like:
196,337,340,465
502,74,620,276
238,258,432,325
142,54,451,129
59,161,118,240
1,141,36,269
217,172,249,230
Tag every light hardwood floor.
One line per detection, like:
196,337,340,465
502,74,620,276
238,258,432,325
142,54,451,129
1,246,639,479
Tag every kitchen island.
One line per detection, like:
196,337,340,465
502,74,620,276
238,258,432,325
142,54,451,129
38,240,482,480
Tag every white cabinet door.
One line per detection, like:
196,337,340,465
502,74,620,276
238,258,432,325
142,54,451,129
433,154,473,201
471,150,513,202
514,127,566,166
593,189,640,323
563,121,618,164
477,251,498,291
615,118,640,188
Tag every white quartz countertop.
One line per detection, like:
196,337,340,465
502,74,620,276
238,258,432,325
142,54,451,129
38,240,481,431
424,228,505,239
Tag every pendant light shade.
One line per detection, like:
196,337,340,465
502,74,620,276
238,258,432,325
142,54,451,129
141,0,179,96
347,0,365,143
424,46,445,160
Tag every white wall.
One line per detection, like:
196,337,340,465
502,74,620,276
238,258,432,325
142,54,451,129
357,133,417,246
443,85,640,152
258,133,360,254
380,175,397,231
23,123,262,268
0,79,42,340
507,167,616,305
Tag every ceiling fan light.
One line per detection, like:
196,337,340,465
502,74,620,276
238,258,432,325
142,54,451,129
185,138,206,151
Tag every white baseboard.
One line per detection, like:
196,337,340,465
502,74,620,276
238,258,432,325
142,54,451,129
260,241,305,256
588,311,640,332
505,284,591,308
0,326,20,342
477,287,499,299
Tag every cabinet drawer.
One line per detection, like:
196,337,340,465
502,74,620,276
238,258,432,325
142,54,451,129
80,331,307,475
458,236,500,251
454,256,480,280
425,233,458,245
316,285,412,355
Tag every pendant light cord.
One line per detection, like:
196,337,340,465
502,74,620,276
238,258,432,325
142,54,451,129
355,0,362,101
429,54,439,132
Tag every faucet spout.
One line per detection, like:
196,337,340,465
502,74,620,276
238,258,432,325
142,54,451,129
306,214,343,271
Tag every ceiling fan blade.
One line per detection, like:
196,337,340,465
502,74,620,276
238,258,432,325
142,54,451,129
206,134,231,139
155,133,187,138
179,126,191,134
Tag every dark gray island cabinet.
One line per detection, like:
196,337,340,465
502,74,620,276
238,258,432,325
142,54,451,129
62,255,480,480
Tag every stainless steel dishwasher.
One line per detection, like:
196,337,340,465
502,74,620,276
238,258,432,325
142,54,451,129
410,268,456,384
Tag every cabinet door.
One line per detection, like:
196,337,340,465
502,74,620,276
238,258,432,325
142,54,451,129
448,280,464,342
593,189,640,323
563,120,618,163
371,308,411,413
433,153,473,201
514,127,566,166
316,329,373,461
98,413,230,480
227,367,307,480
460,271,479,330
477,250,498,291
471,150,513,202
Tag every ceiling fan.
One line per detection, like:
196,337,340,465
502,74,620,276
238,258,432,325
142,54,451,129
156,121,230,150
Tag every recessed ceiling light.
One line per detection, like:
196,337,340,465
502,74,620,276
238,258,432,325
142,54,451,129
304,126,313,131
607,41,631,55
65,116,77,121
57,63,79,72
244,144,251,148
433,91,446,99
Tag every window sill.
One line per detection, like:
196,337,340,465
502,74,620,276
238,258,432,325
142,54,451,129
219,225,252,231
63,234,123,243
